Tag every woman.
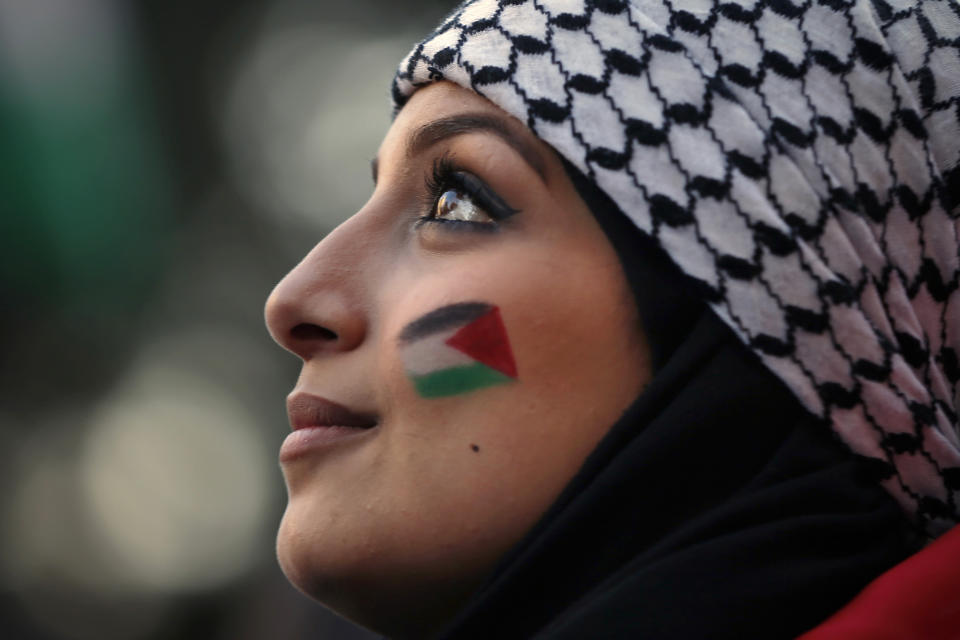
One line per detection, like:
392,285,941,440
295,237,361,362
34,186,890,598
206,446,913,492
265,0,960,637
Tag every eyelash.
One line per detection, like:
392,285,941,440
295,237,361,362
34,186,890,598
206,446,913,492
418,153,519,232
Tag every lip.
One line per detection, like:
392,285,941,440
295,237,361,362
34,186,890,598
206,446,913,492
280,392,378,463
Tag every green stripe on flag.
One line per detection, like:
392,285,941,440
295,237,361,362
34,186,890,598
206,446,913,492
411,362,513,398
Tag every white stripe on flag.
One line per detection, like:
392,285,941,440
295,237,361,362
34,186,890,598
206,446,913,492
401,328,474,376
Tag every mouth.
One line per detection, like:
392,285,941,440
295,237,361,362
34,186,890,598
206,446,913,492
286,392,379,431
280,392,379,463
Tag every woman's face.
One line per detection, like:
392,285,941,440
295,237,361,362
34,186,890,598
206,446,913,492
265,81,650,637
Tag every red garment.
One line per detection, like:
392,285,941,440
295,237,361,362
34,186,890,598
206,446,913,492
799,525,960,639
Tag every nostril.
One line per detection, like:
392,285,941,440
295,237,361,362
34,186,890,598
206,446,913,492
290,323,338,342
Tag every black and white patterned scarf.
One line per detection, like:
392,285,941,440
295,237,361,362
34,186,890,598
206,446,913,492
391,0,960,538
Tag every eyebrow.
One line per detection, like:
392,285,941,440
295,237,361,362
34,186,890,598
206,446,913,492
371,113,549,185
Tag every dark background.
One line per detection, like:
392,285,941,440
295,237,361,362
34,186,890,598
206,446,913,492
0,1,451,638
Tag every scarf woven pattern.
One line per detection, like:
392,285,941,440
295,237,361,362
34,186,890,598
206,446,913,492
392,0,960,537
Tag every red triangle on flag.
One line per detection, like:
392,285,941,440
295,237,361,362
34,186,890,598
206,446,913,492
445,306,518,378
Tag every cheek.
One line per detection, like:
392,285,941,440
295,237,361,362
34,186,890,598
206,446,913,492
384,237,642,395
481,236,644,384
504,253,647,452
377,239,647,502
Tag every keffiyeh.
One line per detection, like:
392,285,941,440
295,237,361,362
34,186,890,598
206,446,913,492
392,0,960,537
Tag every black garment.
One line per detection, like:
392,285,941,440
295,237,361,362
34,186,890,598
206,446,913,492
433,167,917,639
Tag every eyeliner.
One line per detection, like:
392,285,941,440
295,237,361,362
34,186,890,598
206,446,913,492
448,171,520,220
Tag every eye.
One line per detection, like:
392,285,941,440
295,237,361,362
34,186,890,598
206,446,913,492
418,153,520,233
434,189,496,224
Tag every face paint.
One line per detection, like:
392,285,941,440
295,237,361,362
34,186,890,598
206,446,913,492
399,302,518,398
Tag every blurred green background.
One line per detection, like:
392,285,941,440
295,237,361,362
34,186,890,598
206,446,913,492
0,1,450,638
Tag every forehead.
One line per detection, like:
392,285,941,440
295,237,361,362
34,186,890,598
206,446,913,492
377,82,549,169
387,82,497,143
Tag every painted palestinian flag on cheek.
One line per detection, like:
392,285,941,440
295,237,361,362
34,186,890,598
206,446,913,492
399,302,518,398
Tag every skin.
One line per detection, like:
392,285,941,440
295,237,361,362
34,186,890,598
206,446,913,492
264,81,651,638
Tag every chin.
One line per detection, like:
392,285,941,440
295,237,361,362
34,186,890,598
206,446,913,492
275,506,476,639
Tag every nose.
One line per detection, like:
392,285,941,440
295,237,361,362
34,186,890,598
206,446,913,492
265,222,369,361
